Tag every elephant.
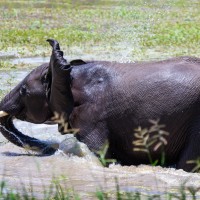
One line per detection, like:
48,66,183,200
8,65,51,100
1,39,200,172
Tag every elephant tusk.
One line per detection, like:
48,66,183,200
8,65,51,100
0,111,8,118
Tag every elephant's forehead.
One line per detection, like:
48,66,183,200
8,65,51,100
29,64,48,79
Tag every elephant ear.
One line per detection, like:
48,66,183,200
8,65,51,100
47,39,71,73
45,39,71,101
44,39,58,100
46,39,74,129
44,66,52,101
46,39,60,51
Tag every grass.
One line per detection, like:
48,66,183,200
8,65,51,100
0,0,199,68
1,178,200,200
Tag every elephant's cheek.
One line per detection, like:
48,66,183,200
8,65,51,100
26,103,51,124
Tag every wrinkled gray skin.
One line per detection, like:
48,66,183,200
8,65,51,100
1,39,200,172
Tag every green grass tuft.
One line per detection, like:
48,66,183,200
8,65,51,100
0,0,199,64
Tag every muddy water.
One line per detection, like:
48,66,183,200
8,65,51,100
1,60,200,199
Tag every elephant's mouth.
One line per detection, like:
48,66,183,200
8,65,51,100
0,112,57,155
14,104,54,124
15,109,26,121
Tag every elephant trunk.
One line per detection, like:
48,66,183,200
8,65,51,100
0,115,56,154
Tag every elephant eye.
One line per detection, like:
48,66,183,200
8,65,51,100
20,85,27,96
41,74,48,84
41,76,45,84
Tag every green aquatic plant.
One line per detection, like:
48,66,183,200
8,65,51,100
187,158,200,173
96,142,116,167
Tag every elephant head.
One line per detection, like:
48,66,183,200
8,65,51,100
0,63,51,123
0,39,74,154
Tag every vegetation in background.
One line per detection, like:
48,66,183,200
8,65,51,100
0,0,199,67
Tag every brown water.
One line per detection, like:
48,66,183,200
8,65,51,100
1,140,200,199
1,60,200,199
